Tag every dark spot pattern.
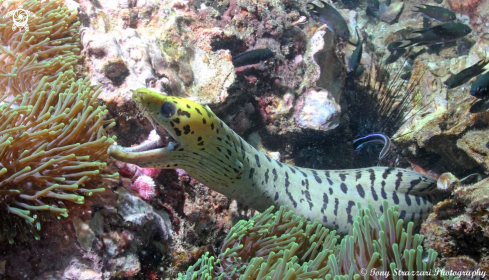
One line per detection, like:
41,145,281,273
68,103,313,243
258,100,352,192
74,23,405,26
395,172,403,191
381,181,387,199
174,118,180,124
203,107,212,118
407,178,422,194
339,173,346,181
356,184,365,198
399,210,406,220
284,172,297,208
177,108,191,118
211,123,214,130
195,108,202,115
340,183,348,194
249,168,255,179
392,192,399,204
346,201,355,224
321,193,328,214
405,193,412,206
272,168,278,181
334,198,339,216
382,168,391,179
329,188,333,195
274,192,279,201
371,185,378,201
202,118,206,124
264,169,269,183
174,128,182,136
304,190,313,210
255,154,261,168
312,170,322,184
183,124,190,134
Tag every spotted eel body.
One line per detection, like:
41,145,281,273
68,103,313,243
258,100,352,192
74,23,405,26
108,89,446,234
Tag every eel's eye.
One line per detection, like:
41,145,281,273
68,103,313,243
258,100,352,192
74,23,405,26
161,102,176,118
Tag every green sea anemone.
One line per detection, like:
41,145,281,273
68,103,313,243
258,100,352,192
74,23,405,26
0,0,118,243
178,201,459,280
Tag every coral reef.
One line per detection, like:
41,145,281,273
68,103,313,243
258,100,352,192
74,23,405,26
0,0,118,243
0,0,483,277
447,0,482,12
421,174,489,277
178,201,448,280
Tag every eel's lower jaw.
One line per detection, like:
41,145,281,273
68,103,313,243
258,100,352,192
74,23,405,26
107,132,179,165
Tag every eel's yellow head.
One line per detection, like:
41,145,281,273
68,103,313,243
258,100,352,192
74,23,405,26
132,88,220,149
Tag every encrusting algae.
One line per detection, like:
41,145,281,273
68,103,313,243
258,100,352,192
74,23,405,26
0,0,118,243
178,201,458,280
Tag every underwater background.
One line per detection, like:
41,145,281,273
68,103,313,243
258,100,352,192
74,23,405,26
1,0,489,279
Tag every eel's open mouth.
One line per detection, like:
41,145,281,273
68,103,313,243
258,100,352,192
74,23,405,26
107,129,179,165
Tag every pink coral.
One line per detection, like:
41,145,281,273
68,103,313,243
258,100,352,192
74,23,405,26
114,130,162,179
131,175,157,200
113,130,162,200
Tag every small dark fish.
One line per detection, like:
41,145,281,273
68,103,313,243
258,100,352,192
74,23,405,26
445,58,489,89
232,48,274,68
385,41,407,64
413,4,456,22
366,0,380,11
469,99,489,113
392,22,471,49
400,71,412,80
423,17,431,29
387,41,404,53
307,0,350,40
470,71,489,99
353,132,392,160
348,30,363,73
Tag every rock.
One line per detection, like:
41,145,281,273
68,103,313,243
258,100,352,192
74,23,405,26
102,58,129,84
422,175,489,276
73,217,96,251
102,231,134,257
293,88,341,131
369,2,404,23
300,28,345,102
189,47,234,103
107,253,140,278
117,188,154,226
457,130,489,170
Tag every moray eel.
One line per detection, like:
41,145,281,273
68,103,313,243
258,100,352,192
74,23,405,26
108,89,446,234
